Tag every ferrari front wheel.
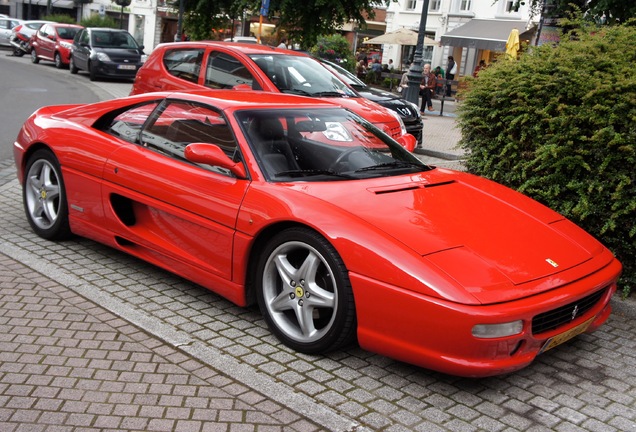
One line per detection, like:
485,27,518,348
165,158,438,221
256,227,356,354
23,149,71,241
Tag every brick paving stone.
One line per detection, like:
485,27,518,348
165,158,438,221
0,255,324,431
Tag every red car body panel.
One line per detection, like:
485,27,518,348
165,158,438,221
131,42,407,143
31,23,83,66
13,90,622,377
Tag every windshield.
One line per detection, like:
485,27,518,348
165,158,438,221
237,108,430,182
248,54,358,98
92,31,138,49
320,60,366,89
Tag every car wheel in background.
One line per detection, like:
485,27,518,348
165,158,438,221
54,52,63,69
69,56,78,74
88,61,97,81
256,227,357,354
22,149,72,241
31,49,39,64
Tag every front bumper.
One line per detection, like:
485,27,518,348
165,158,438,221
351,257,622,377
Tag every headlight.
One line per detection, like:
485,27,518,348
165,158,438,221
472,321,523,338
95,52,111,62
388,109,407,136
60,41,72,49
141,54,148,63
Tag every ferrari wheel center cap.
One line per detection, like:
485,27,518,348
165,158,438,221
40,189,47,199
295,286,304,298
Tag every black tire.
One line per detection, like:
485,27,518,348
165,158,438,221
22,149,72,241
13,48,24,57
54,52,63,69
256,227,357,354
69,57,78,74
88,61,97,81
31,49,39,64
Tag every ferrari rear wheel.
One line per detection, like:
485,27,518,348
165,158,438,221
256,227,356,354
23,149,72,241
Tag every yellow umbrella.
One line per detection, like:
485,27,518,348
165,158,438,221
505,28,520,59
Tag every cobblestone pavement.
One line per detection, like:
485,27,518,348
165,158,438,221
1,62,636,431
2,151,636,432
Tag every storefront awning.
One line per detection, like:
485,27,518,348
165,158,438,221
441,19,535,52
27,0,75,9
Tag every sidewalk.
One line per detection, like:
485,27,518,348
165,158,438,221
413,97,466,170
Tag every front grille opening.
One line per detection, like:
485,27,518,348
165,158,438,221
532,288,606,335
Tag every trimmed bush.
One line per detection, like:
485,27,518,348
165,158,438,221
79,15,118,29
457,22,636,296
42,14,76,24
310,34,356,73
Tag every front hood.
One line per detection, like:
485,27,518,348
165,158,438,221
332,96,401,127
300,171,606,302
94,47,142,61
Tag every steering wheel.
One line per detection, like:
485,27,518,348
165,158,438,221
329,147,366,171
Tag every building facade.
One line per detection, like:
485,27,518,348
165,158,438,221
383,0,537,75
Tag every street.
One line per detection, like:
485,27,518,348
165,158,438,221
0,50,635,431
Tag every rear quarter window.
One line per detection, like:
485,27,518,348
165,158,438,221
162,48,204,84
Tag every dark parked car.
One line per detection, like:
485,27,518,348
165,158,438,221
70,27,145,81
320,59,423,145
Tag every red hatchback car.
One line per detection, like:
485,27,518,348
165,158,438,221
31,23,83,68
131,41,416,151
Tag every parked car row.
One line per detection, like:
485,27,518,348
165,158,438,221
6,25,421,146
131,41,423,146
3,19,146,79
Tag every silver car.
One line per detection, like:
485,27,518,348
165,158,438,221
0,17,22,47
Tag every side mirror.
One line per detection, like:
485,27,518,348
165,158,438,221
396,133,417,153
184,143,246,179
233,84,252,91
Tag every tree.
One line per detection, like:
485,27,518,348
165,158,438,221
456,21,636,296
182,0,387,49
514,0,636,23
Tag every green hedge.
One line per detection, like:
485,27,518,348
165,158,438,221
457,22,635,296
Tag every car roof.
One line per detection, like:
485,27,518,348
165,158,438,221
141,89,342,111
49,23,83,28
155,41,309,57
86,27,129,32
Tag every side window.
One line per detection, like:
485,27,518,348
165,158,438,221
98,101,161,144
140,100,239,176
162,48,204,84
204,51,254,89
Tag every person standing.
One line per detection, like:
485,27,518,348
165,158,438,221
419,63,437,112
277,37,288,49
445,56,456,96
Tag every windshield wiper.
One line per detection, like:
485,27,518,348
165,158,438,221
281,89,312,96
354,161,426,173
312,91,348,98
274,169,355,179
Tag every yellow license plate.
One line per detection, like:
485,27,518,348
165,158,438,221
540,317,594,354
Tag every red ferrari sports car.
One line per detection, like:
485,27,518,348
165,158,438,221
13,90,622,377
